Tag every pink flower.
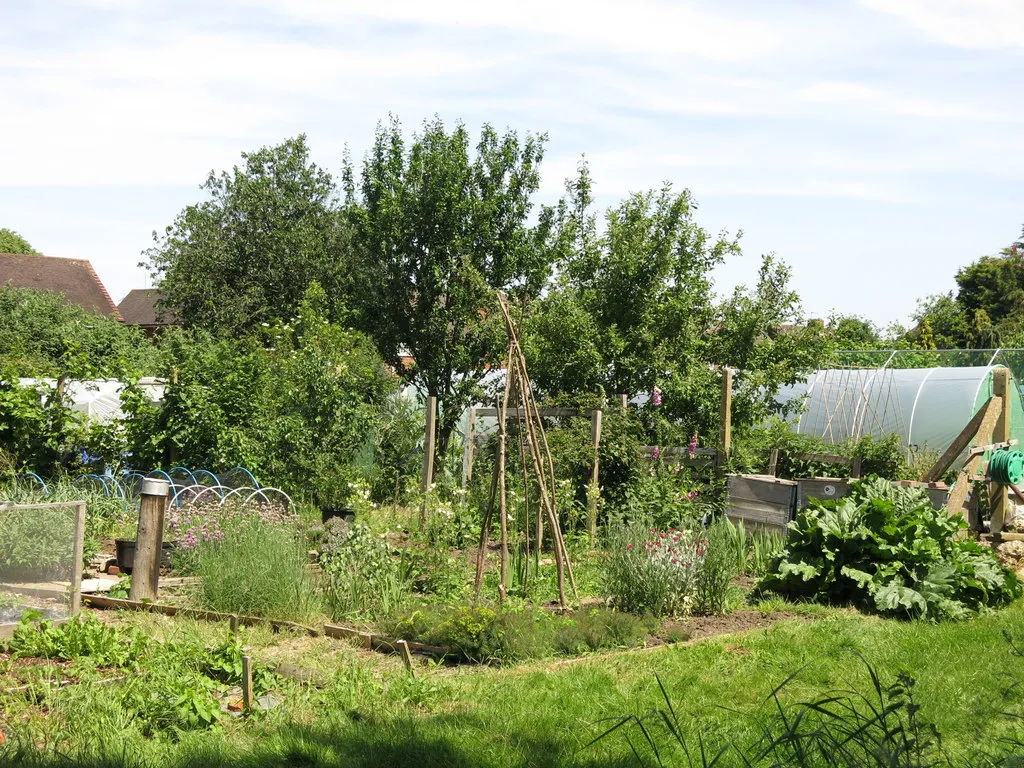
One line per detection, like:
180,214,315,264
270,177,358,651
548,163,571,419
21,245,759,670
652,387,662,407
651,446,661,460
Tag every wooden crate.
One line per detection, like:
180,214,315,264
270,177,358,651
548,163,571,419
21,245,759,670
795,477,850,511
726,474,797,535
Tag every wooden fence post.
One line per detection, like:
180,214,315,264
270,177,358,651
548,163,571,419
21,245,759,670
421,396,437,494
461,407,477,488
70,501,87,615
241,655,253,711
587,408,603,545
130,478,169,602
991,367,1012,534
718,368,733,463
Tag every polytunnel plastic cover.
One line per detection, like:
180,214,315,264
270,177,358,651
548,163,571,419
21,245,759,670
775,366,1024,463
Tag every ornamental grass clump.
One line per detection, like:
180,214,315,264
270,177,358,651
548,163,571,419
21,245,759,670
759,476,1022,620
604,524,708,617
194,510,321,623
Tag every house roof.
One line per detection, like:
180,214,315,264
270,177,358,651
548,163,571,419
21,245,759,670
0,253,122,320
118,288,175,326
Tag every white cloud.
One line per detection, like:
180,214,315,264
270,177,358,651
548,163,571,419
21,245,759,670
859,0,1024,50
237,0,786,62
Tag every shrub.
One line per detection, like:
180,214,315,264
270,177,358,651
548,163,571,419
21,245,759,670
383,603,650,663
195,513,321,622
319,521,412,620
604,524,707,617
551,608,653,655
758,477,1022,620
383,603,551,663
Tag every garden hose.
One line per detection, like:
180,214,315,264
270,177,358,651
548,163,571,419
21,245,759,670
989,448,1024,485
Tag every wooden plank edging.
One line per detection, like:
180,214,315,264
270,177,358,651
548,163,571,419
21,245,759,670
82,594,320,636
323,623,453,659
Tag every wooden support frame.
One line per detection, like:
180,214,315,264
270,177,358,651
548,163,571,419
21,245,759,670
926,367,1013,531
767,451,863,479
921,396,1001,483
0,500,87,623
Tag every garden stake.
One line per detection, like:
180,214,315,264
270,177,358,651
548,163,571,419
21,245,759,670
396,640,415,678
497,292,577,607
241,655,253,712
498,355,512,600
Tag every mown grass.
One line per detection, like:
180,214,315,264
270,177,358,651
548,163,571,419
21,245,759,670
2,600,1024,766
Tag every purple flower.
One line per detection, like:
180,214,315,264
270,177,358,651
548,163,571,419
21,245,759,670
686,490,698,501
652,387,662,407
652,446,661,460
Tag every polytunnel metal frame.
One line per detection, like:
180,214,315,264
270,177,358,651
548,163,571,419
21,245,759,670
779,364,1024,464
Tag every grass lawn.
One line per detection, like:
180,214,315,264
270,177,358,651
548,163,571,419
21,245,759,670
3,599,1024,766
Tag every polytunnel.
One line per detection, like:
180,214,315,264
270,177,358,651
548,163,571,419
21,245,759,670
775,366,1024,460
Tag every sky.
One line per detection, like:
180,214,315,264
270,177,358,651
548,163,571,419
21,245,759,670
1,0,1022,330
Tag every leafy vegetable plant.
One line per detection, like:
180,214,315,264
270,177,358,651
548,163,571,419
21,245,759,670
759,477,1021,620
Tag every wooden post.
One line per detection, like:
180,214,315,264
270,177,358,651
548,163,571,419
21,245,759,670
129,478,169,602
619,393,628,411
587,408,603,545
718,368,733,463
991,367,1012,534
396,639,415,677
461,407,477,488
241,655,253,711
70,501,87,615
421,396,437,494
767,448,779,477
850,456,863,479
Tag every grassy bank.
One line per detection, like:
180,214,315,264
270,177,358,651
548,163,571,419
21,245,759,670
2,600,1024,766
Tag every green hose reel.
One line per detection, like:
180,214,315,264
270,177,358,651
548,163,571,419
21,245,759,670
989,448,1024,485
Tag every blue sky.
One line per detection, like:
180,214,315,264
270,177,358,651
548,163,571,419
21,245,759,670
1,0,1022,329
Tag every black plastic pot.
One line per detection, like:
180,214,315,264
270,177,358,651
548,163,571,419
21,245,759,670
114,539,177,574
321,506,356,525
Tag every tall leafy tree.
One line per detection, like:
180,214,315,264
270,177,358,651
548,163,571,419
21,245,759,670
526,163,739,400
344,117,552,465
144,136,347,335
0,228,39,255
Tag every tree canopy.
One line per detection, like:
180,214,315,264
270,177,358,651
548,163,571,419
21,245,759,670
0,228,39,255
344,117,552,462
144,135,347,336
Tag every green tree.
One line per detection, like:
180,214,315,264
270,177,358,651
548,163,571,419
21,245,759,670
526,163,738,401
0,228,39,255
344,117,552,465
144,136,347,336
707,256,830,429
907,292,970,348
123,284,393,504
0,286,159,378
826,314,883,349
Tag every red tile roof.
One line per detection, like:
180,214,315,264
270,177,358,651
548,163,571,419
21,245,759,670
117,288,175,327
0,253,122,320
